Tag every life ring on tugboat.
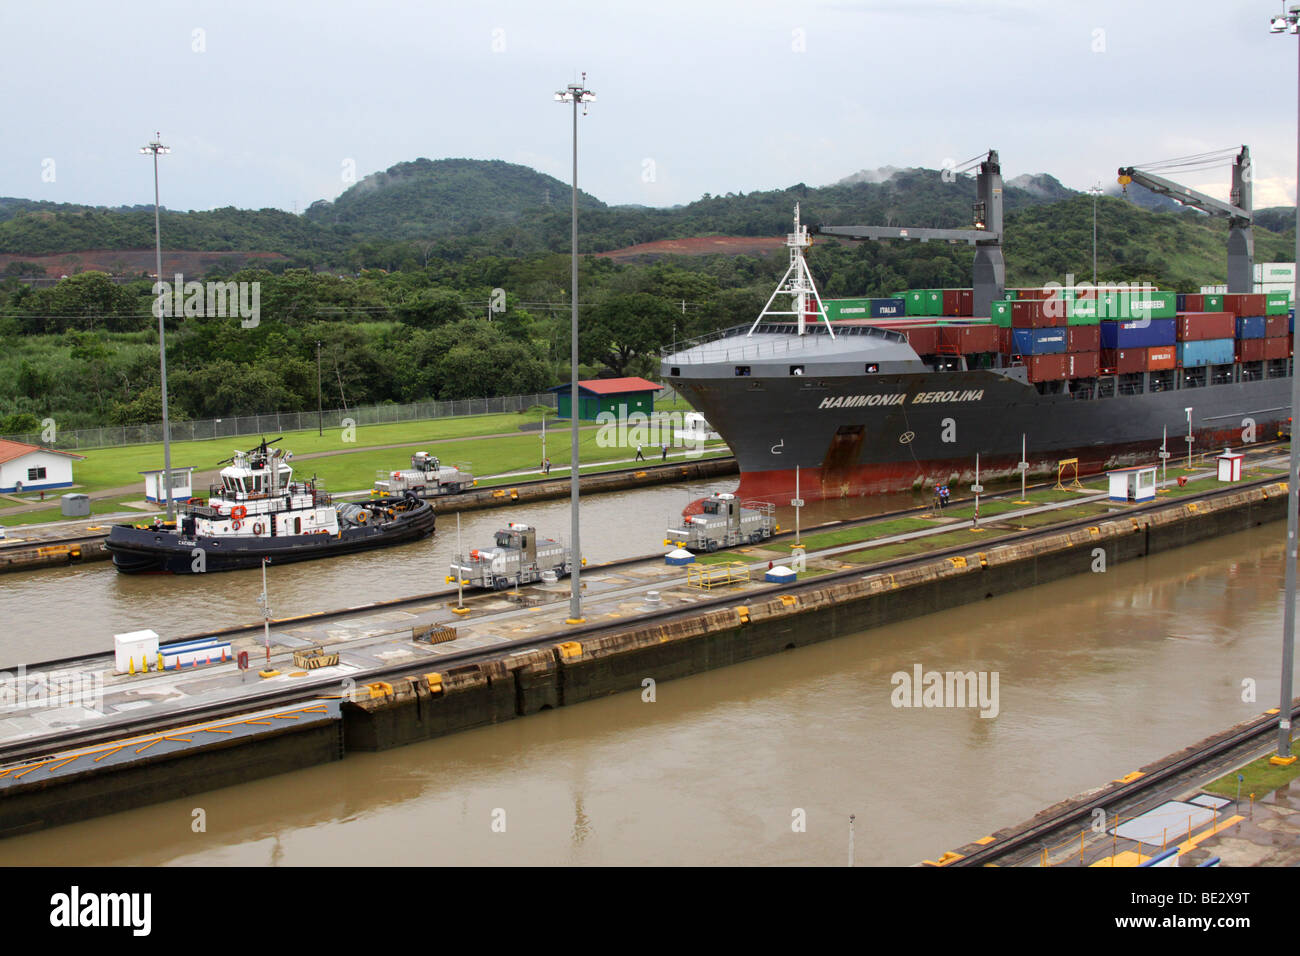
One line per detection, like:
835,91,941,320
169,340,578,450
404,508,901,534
252,521,265,535
231,505,248,520
232,520,243,531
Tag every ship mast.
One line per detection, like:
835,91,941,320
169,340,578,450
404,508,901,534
747,204,834,338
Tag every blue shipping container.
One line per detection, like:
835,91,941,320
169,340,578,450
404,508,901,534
1175,293,1187,312
1235,315,1266,339
1176,338,1235,368
1100,318,1176,349
1011,327,1067,355
870,297,906,318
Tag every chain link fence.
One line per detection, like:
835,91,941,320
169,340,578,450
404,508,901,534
3,392,559,452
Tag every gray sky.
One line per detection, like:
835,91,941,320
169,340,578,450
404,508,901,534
3,0,1297,213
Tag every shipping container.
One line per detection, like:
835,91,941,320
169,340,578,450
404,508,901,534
1263,336,1290,360
998,326,1014,354
1235,315,1267,339
1176,311,1235,341
1065,351,1099,379
1100,347,1175,373
1011,327,1067,355
1094,290,1176,320
1011,299,1068,328
1100,318,1176,349
938,323,999,354
1066,300,1101,325
1025,353,1068,382
1265,315,1288,337
923,290,944,317
1183,293,1204,312
1176,338,1234,368
991,300,1013,327
942,290,962,316
870,297,906,318
1067,325,1100,351
1235,337,1266,362
1266,291,1290,315
1223,293,1267,317
958,289,974,316
904,290,926,316
1204,293,1224,312
900,325,940,355
823,298,873,320
1147,346,1177,370
1175,294,1187,312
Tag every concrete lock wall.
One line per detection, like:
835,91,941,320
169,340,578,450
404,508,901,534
0,722,341,837
340,482,1287,752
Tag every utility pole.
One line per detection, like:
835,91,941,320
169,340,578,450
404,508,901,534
141,133,174,520
1089,183,1102,286
556,74,595,625
1268,4,1300,763
316,340,323,436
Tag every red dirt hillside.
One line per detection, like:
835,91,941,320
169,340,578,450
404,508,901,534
595,235,785,261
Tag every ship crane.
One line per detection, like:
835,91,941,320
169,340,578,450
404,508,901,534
1116,146,1253,293
818,149,1006,316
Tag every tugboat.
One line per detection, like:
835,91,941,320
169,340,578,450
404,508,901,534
106,438,435,573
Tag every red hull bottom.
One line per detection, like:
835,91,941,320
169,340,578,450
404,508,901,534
730,430,1265,504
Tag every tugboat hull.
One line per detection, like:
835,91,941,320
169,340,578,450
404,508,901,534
106,498,435,574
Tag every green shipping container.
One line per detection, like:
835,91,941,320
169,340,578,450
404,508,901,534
1203,293,1223,311
1003,289,1019,301
824,298,873,320
1094,290,1175,320
1065,300,1101,325
1266,291,1290,315
991,300,1013,327
904,290,926,316
923,290,944,316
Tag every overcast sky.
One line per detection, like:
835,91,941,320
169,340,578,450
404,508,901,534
3,0,1297,214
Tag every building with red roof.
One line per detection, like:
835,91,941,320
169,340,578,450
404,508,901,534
0,440,86,493
549,377,662,421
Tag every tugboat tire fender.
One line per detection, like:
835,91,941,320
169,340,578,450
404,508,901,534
253,521,265,534
231,505,248,520
232,520,243,531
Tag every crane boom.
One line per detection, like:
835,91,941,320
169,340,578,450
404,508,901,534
1117,146,1254,292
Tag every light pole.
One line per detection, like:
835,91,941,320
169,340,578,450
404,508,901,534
1184,406,1193,469
1088,183,1102,286
555,75,595,624
1269,5,1300,763
141,133,174,521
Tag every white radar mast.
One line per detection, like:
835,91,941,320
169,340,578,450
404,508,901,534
747,204,835,338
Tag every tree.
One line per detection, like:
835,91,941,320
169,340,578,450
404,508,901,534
583,292,676,377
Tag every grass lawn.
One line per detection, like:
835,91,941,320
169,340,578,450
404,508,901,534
1202,738,1300,800
767,517,935,553
0,494,152,528
999,503,1115,528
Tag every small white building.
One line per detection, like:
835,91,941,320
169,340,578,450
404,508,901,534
0,439,85,494
1216,450,1244,483
1107,465,1157,503
140,466,195,504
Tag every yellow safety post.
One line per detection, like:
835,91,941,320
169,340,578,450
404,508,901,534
129,657,135,676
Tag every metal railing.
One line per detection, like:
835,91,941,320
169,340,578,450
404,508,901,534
2,392,559,451
661,323,907,365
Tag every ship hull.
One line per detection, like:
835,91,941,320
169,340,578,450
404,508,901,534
673,369,1291,501
106,500,436,574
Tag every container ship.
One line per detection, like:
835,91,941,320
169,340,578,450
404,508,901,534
660,209,1292,503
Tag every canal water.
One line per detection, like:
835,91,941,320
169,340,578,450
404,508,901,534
0,512,1289,865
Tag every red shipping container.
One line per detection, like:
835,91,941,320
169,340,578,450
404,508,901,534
1065,351,1099,378
1101,349,1147,374
1011,299,1068,328
942,290,962,316
999,327,1014,354
1263,336,1290,360
939,324,999,353
1182,294,1204,312
1147,346,1177,370
900,325,940,355
1067,325,1100,351
1176,311,1234,341
1026,353,1067,381
1016,288,1055,301
1235,338,1266,362
1222,293,1267,317
1266,315,1288,337
958,289,974,316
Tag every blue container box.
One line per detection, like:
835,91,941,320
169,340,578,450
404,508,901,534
1175,293,1187,312
1177,338,1235,368
1235,315,1266,339
870,297,906,318
1100,318,1176,349
1011,327,1067,355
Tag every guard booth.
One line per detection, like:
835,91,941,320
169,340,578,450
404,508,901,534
1216,449,1244,483
1107,465,1157,503
140,466,194,504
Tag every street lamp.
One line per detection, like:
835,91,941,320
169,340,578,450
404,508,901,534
140,133,174,521
1268,4,1299,766
1088,183,1103,286
555,75,595,624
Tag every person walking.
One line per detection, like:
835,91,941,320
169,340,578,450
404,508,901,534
661,444,669,462
635,444,645,461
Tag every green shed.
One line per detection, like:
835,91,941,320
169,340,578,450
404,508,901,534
551,377,662,421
